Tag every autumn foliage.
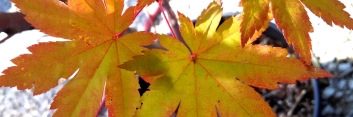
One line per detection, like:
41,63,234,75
2,0,352,116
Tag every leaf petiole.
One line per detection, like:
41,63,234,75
158,0,176,38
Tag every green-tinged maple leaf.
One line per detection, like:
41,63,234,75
239,0,270,47
120,2,333,116
1,0,157,116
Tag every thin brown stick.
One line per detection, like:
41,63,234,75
161,0,183,41
287,89,307,116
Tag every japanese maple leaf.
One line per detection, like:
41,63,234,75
240,0,353,65
0,0,157,116
135,0,162,12
239,0,271,47
120,2,332,116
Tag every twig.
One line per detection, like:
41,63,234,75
287,89,307,116
262,89,281,99
339,67,353,77
161,0,183,40
0,33,14,44
143,5,161,32
161,0,192,54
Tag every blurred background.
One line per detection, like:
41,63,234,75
0,0,353,116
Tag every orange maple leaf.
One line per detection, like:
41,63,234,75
120,2,332,116
135,0,162,12
0,0,157,116
301,0,353,29
271,0,314,65
240,0,353,65
239,0,271,47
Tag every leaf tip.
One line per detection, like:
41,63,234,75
214,0,222,6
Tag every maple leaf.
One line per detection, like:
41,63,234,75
244,11,273,45
1,0,157,116
239,0,353,65
120,2,333,116
135,0,162,12
300,0,353,29
270,0,314,65
239,0,270,47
